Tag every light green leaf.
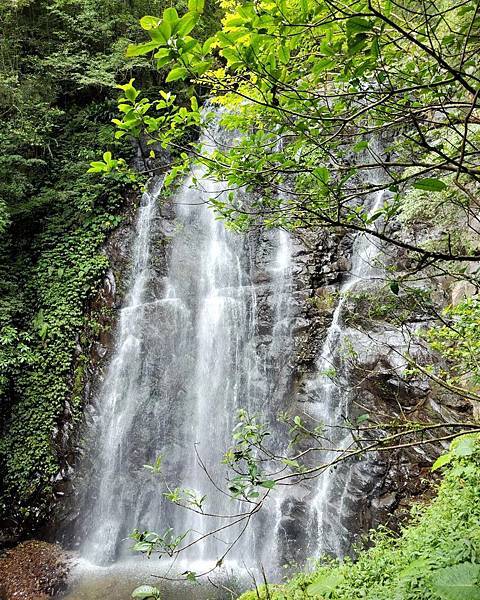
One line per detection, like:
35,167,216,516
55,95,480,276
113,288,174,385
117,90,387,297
399,558,433,580
166,67,188,82
278,45,290,64
260,479,276,489
356,413,370,424
163,7,179,24
150,21,172,43
451,435,477,457
413,178,447,191
313,167,330,184
281,458,300,468
307,571,344,597
177,12,198,36
224,15,246,27
353,140,369,152
202,36,216,53
140,15,160,30
431,563,480,600
188,0,205,13
432,452,452,471
126,41,160,57
88,161,107,173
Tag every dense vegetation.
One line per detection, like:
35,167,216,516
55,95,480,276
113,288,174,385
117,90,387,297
0,0,183,532
239,435,480,600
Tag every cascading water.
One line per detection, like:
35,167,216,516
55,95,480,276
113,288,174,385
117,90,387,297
76,121,297,574
70,114,391,597
308,181,388,557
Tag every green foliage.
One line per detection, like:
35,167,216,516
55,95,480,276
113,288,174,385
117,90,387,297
238,434,480,600
131,527,189,557
342,286,432,327
413,179,448,192
0,101,132,525
306,572,345,597
426,296,480,387
103,0,480,266
0,0,183,530
432,434,478,471
222,409,276,500
431,563,480,600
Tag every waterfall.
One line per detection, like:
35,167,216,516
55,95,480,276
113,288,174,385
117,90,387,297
77,122,296,572
74,115,390,583
81,177,164,563
309,181,387,557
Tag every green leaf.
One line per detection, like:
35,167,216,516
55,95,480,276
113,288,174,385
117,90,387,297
131,585,161,599
225,15,246,27
177,12,198,36
431,563,480,600
150,21,172,43
413,178,447,191
432,452,452,471
202,36,216,53
451,435,477,457
313,167,330,184
126,41,160,57
87,161,107,173
188,0,205,13
371,36,380,58
166,67,188,82
140,15,160,30
399,558,434,580
260,479,276,489
281,458,300,468
163,7,179,24
353,140,369,152
278,45,290,64
307,571,345,597
346,17,374,35
356,413,370,424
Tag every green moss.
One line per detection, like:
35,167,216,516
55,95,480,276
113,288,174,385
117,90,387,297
239,438,480,599
0,103,131,526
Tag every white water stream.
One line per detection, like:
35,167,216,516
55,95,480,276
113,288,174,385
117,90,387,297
309,186,387,556
78,123,296,573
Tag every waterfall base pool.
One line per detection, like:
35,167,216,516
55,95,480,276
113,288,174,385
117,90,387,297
59,559,247,600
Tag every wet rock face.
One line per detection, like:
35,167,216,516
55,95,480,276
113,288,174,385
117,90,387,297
54,189,346,560
0,540,71,600
277,497,315,565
